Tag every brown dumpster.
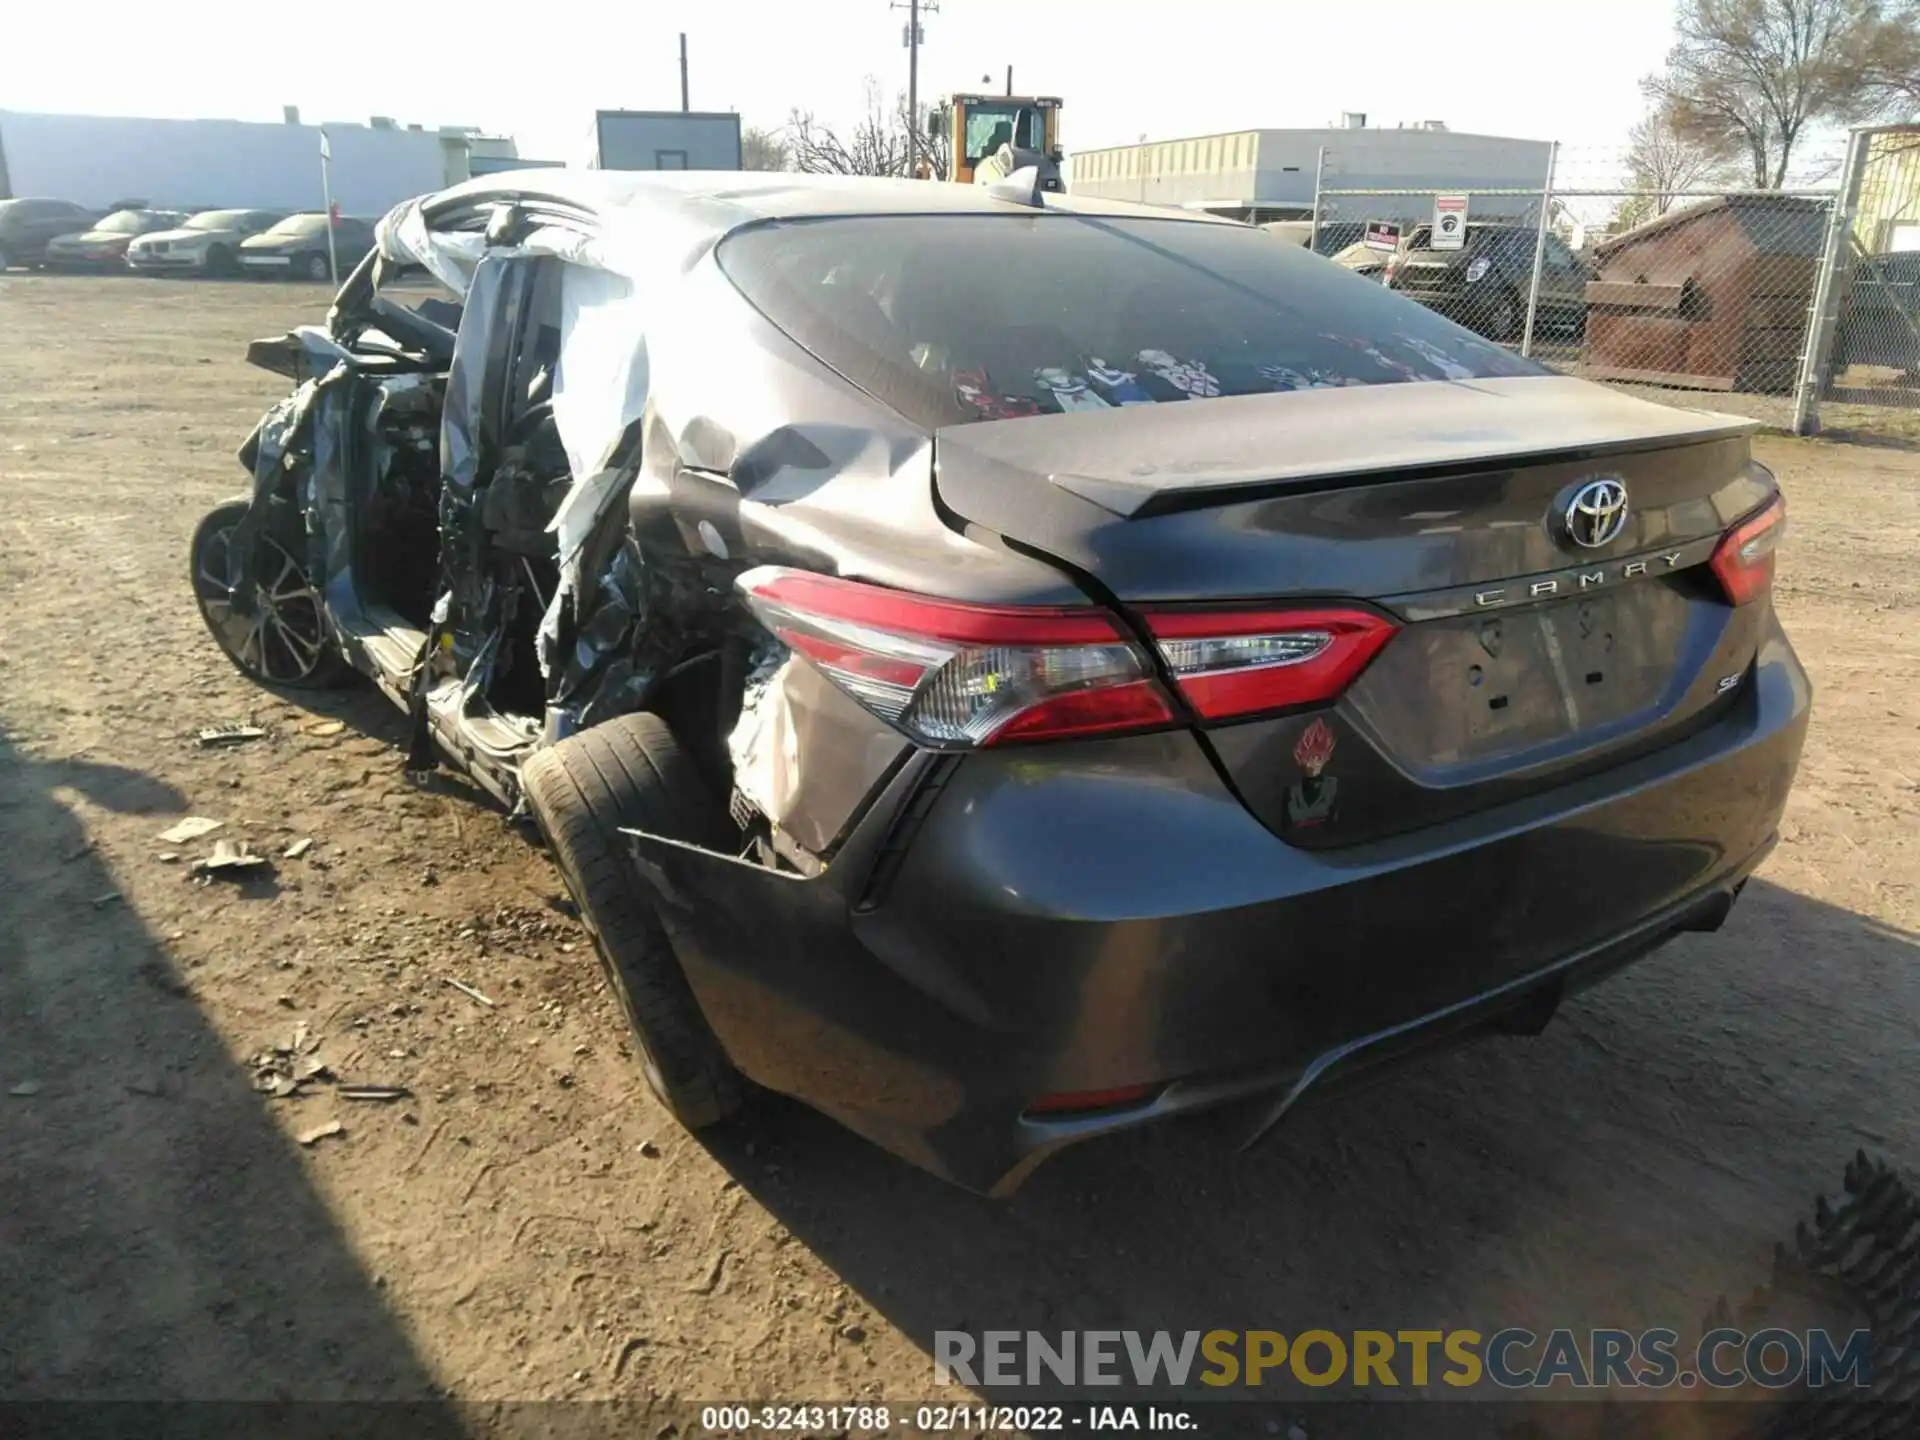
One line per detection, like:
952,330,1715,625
1581,195,1829,394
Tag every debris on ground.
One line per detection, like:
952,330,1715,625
191,839,271,880
251,1024,332,1099
157,816,223,844
90,890,121,910
297,1119,345,1147
339,1084,413,1103
282,837,313,859
157,852,181,863
197,725,266,748
444,976,498,1009
306,720,346,737
8,1081,42,1098
124,1077,165,1098
60,842,92,863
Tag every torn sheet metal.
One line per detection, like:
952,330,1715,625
727,646,802,837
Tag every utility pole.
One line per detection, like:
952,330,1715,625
679,33,689,112
1005,65,1012,96
892,0,937,173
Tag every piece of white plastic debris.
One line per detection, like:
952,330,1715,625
192,839,271,878
297,1119,344,1146
9,1081,42,1098
197,725,266,748
158,816,223,844
282,837,313,859
444,976,498,1008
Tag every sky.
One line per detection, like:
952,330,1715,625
4,0,1686,172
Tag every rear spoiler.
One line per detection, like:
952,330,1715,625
935,375,1758,520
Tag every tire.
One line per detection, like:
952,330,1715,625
521,714,747,1130
1484,288,1521,343
190,498,354,689
303,252,332,283
204,244,235,278
0,246,11,271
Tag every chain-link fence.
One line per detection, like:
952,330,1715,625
1812,125,1920,437
1304,137,1920,436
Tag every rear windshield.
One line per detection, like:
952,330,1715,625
717,214,1542,429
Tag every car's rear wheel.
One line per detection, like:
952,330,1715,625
303,252,331,282
204,244,235,278
520,714,747,1130
190,499,352,689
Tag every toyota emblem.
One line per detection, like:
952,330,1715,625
1561,478,1630,549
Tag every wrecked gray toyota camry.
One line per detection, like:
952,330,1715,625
191,171,1808,1195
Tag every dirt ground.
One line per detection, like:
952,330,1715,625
1,276,1916,1430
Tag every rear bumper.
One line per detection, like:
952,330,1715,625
628,616,1810,1194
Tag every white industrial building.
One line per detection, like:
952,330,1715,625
0,109,518,216
1068,115,1553,227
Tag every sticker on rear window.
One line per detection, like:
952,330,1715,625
1087,359,1156,406
1137,350,1221,399
1034,367,1113,412
953,369,1042,419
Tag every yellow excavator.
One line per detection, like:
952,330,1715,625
939,93,1065,192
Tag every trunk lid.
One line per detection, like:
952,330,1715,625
932,376,1774,845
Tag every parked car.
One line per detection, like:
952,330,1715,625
0,198,98,269
238,213,376,281
40,208,184,270
1261,220,1369,257
1329,237,1396,279
127,208,286,276
1833,249,1920,375
1388,222,1591,341
190,172,1806,1195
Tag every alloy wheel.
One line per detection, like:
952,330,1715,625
193,520,333,684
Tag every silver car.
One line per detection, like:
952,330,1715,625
127,209,285,276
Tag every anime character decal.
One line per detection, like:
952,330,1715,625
1034,367,1114,412
1086,359,1158,406
1286,717,1340,828
1136,349,1221,398
953,369,1043,419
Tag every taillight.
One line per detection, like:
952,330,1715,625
1027,1083,1162,1117
736,567,1175,748
1710,494,1786,605
1144,607,1398,721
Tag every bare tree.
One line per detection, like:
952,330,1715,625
742,125,791,172
902,97,953,181
1645,0,1890,188
1628,102,1734,214
787,80,913,177
1855,0,1920,114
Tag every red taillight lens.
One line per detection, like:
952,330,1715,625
736,567,1175,748
1027,1083,1161,1116
1144,607,1398,721
1710,494,1786,606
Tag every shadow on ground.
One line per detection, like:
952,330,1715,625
706,875,1917,1437
0,727,461,1426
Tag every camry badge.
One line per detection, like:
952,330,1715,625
1562,478,1630,549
